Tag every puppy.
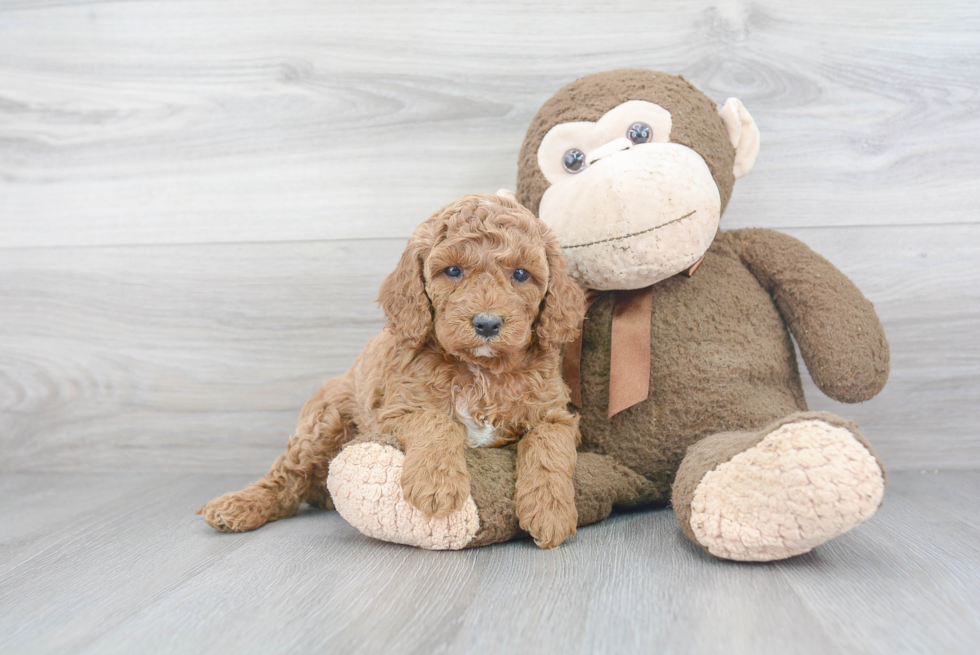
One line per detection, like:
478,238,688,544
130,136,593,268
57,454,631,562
200,194,586,548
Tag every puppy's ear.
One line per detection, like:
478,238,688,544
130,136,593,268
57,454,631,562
535,231,586,351
378,234,432,349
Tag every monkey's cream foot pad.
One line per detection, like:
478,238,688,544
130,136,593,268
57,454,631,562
689,419,885,561
327,442,480,550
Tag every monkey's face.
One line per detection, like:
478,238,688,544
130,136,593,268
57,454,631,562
517,70,760,291
536,100,722,290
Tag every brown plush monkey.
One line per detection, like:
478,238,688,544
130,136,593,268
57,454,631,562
320,70,890,560
513,69,890,560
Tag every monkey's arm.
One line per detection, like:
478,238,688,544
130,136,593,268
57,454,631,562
728,228,889,403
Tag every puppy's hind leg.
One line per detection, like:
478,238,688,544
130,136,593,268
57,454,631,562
199,378,355,532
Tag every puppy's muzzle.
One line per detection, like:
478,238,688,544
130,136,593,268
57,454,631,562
471,314,503,339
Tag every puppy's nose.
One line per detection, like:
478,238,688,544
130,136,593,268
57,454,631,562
471,314,503,339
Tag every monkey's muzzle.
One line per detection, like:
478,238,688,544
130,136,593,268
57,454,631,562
538,143,722,290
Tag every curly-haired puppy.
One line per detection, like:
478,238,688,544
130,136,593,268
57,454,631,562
199,193,586,548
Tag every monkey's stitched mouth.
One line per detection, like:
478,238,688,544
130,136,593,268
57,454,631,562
561,210,696,250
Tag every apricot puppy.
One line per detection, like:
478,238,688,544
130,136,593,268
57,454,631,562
199,193,586,548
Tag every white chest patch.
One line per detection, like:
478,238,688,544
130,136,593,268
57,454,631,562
471,345,494,358
454,398,497,448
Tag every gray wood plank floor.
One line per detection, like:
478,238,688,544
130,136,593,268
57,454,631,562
1,471,977,654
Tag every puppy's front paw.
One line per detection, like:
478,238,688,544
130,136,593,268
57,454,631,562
198,487,281,533
401,448,471,519
515,473,577,549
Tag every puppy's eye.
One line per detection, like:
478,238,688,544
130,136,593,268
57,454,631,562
627,122,652,144
562,149,586,173
445,266,462,279
512,269,530,283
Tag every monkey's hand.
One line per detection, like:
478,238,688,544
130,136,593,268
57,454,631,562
730,228,889,403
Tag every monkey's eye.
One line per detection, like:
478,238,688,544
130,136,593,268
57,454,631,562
627,122,652,144
445,266,462,279
562,149,586,173
512,269,530,283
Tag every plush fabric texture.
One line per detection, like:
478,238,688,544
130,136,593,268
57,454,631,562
535,99,673,183
729,228,890,402
509,68,889,560
577,232,807,499
672,412,885,561
328,438,481,550
573,227,891,490
466,447,654,547
688,419,883,560
718,98,761,179
538,143,723,291
517,69,736,217
328,432,653,550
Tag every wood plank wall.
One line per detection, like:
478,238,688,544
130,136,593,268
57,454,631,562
1,1,978,472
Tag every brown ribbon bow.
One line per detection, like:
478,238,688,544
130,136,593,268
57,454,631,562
562,255,704,418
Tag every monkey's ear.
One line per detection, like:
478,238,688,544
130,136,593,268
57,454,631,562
496,188,518,203
719,98,761,179
377,235,432,349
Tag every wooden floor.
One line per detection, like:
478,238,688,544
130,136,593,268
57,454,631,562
0,470,977,654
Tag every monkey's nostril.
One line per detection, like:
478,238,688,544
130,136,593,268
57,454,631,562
471,314,503,339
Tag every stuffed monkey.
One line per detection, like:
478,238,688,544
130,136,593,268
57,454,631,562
508,69,890,560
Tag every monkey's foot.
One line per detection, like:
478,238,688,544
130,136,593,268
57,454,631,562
327,442,480,550
686,416,885,561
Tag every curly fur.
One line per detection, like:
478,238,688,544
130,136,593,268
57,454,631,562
200,193,586,548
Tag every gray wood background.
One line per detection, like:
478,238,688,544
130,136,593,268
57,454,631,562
1,0,978,473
